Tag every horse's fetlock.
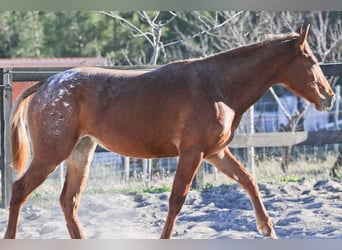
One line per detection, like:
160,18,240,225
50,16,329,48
169,193,186,214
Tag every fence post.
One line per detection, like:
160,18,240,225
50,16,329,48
59,162,65,188
124,156,130,183
142,159,152,188
142,159,148,181
148,159,152,188
191,163,204,190
1,68,12,208
248,105,256,179
334,85,340,130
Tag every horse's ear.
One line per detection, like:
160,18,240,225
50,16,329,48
296,24,303,34
297,24,310,47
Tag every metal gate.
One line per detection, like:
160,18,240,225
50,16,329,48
0,68,12,208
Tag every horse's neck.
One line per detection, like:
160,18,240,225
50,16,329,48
210,41,294,115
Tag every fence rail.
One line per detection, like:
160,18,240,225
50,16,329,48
230,130,342,148
10,66,159,82
1,63,342,208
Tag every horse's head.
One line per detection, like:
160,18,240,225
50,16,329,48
281,24,335,111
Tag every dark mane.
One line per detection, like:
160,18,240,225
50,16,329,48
201,32,299,61
161,32,300,67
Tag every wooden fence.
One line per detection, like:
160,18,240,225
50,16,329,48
1,63,342,207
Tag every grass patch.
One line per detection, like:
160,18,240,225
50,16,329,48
128,185,171,203
142,185,171,193
203,182,214,190
332,175,342,180
85,183,172,196
85,186,123,195
279,176,305,183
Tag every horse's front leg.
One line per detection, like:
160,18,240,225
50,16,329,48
160,148,204,239
206,147,277,238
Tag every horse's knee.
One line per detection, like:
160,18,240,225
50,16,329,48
168,192,187,215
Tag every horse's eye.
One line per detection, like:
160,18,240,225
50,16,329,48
310,60,317,67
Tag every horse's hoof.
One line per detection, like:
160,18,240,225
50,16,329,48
258,225,277,239
262,229,277,239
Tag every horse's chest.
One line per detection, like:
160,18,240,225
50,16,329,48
212,102,235,146
215,101,234,129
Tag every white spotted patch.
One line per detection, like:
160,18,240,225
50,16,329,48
52,89,67,106
47,69,78,89
63,102,70,107
43,69,79,108
39,69,79,137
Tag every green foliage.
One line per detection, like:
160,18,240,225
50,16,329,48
203,182,214,190
84,183,171,195
332,175,342,180
142,185,171,193
0,11,341,64
280,176,306,183
0,11,44,57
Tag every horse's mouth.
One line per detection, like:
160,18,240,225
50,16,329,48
316,95,336,111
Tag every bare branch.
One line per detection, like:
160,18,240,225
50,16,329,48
151,11,160,24
215,11,244,29
164,11,244,48
269,87,292,121
163,12,177,27
191,11,212,30
99,11,154,46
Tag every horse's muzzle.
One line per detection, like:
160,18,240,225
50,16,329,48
319,94,336,111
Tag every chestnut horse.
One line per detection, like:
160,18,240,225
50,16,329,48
5,25,335,239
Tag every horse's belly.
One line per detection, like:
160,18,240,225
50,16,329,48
92,133,179,159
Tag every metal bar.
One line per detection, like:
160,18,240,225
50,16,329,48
11,66,159,82
320,62,342,77
229,130,342,148
0,68,5,208
1,68,12,208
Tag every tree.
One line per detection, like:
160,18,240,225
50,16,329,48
99,11,178,65
41,12,115,57
307,11,342,62
0,11,44,57
99,11,247,65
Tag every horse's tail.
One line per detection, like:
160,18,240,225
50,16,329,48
11,81,45,174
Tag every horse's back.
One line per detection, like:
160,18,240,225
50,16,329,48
27,66,193,158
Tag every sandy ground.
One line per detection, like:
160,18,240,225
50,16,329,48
0,179,341,239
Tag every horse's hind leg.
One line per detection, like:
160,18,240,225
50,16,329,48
4,159,61,238
59,136,97,239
